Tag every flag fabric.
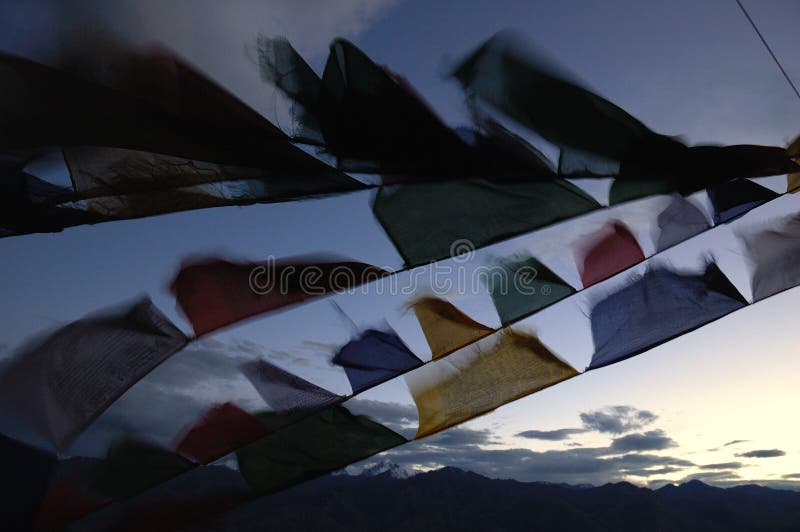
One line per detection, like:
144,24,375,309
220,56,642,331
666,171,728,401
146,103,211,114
374,178,600,267
588,263,747,370
655,195,710,251
171,256,387,335
257,38,554,180
578,221,645,287
174,402,272,465
240,358,341,413
333,329,423,394
91,439,194,499
488,256,575,325
451,33,797,192
738,214,800,302
236,406,407,495
407,329,578,439
708,179,779,224
412,297,493,360
0,298,188,450
608,179,673,205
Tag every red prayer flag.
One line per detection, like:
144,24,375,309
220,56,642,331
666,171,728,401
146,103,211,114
578,221,644,287
174,402,271,464
171,256,388,336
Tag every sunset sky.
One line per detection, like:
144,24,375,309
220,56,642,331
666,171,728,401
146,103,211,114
0,0,798,489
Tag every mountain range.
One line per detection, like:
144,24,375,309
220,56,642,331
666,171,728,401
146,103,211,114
202,465,800,531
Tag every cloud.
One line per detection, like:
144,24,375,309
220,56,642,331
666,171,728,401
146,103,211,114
723,439,749,447
376,436,694,486
680,470,741,483
699,462,745,470
609,430,677,453
516,428,586,441
579,406,657,434
736,449,786,458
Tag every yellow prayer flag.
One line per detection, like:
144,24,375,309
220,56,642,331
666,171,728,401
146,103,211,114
788,173,800,194
408,329,578,439
412,297,493,360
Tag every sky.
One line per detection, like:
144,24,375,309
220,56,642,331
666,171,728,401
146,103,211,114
0,0,799,490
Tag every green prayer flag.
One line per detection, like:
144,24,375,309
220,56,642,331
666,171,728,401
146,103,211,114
236,406,407,495
374,179,600,267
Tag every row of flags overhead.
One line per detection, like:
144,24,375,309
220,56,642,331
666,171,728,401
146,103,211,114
0,174,788,459
3,33,798,238
6,184,799,531
2,29,800,530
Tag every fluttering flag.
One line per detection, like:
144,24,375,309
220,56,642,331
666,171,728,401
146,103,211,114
374,179,600,266
788,173,800,193
708,179,779,224
412,297,493,359
236,406,407,494
488,256,575,325
333,328,423,394
174,402,272,465
788,136,800,192
0,47,364,237
452,32,798,191
655,195,710,251
608,179,673,205
257,38,554,180
91,439,194,499
738,214,800,302
578,221,645,287
408,329,578,439
0,298,188,450
588,263,747,370
171,256,388,335
240,358,341,413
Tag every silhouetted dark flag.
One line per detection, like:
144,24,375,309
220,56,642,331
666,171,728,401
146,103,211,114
588,263,747,369
333,328,422,394
258,37,555,180
708,179,779,224
171,256,388,335
236,406,407,495
577,221,645,287
452,32,798,191
91,439,194,500
374,179,600,267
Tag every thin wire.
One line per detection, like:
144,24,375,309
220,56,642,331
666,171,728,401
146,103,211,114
736,0,800,103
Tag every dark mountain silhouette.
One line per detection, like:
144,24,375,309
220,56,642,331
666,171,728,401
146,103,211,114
201,466,800,532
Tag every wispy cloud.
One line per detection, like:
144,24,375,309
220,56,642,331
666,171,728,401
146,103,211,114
516,428,587,441
699,462,745,470
736,449,786,458
579,406,657,434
